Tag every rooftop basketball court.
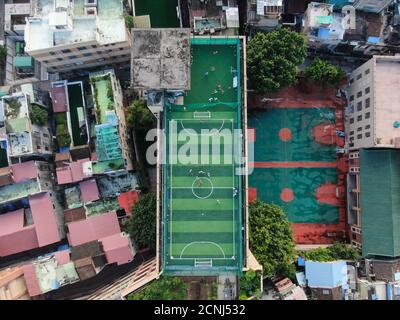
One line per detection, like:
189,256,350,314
162,38,244,275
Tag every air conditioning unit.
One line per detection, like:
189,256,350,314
350,167,360,173
349,152,360,159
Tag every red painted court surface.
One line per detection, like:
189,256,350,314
248,84,347,244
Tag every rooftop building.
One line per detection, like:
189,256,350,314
345,56,400,150
247,0,284,30
90,69,133,172
130,29,191,91
24,0,132,74
0,266,30,300
0,90,52,162
0,193,61,257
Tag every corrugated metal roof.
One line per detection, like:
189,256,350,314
361,149,400,257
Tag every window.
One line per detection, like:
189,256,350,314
357,91,362,98
77,46,87,51
49,51,56,56
75,61,84,65
357,134,362,139
62,49,71,53
365,112,370,119
357,127,362,132
365,87,370,94
96,58,105,62
357,73,362,80
91,45,97,49
83,53,92,57
349,131,354,136
365,69,370,75
357,101,362,111
350,118,354,124
96,51,102,55
350,78,354,84
43,133,49,138
365,98,370,108
349,95,354,102
45,146,49,151
322,290,330,295
119,47,124,51
357,115,362,121
57,58,62,61
365,132,371,137
68,55,77,60
352,233,357,240
365,124,371,130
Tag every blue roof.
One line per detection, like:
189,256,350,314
318,27,330,40
305,260,349,289
367,36,380,44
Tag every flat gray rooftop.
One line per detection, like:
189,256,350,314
131,29,191,90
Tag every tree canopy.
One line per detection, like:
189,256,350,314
305,58,345,86
249,200,296,278
128,276,187,300
126,193,156,250
127,99,155,131
30,105,48,126
247,28,307,92
239,269,262,300
298,242,361,262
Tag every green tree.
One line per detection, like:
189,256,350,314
127,193,156,249
239,270,262,299
128,276,187,300
249,200,296,278
305,58,345,86
30,105,48,126
247,28,307,92
298,242,361,262
127,99,155,131
123,13,135,29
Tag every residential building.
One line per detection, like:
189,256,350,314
24,0,132,74
247,0,284,31
359,149,400,258
0,161,53,206
0,192,62,257
89,69,133,172
0,266,30,300
353,0,394,13
0,89,52,163
305,260,349,300
189,0,239,35
345,56,400,150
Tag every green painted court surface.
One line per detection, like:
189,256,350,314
163,38,243,275
249,108,336,162
134,0,180,28
250,167,338,223
248,108,339,223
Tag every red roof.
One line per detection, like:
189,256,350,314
79,179,100,203
22,264,41,297
11,161,37,183
117,191,140,216
0,210,39,257
67,211,121,247
54,250,70,266
56,158,89,185
29,193,60,247
100,233,134,266
50,87,68,113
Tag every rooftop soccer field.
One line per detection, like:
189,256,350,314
163,38,243,275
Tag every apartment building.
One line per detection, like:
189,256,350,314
89,69,133,172
0,90,52,163
24,0,132,74
346,56,400,150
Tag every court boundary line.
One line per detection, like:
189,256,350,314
168,116,237,263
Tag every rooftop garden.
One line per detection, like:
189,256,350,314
86,198,120,216
90,74,115,125
55,112,71,148
4,96,27,119
30,104,48,126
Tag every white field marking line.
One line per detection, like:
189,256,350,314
180,120,226,137
178,241,226,259
169,120,173,258
192,177,214,199
168,116,237,262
